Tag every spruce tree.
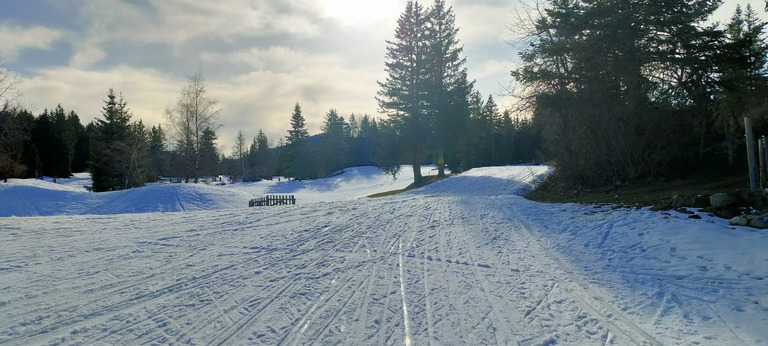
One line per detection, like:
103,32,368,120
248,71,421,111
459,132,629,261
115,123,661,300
148,125,167,176
198,127,219,177
512,0,721,185
90,89,149,191
319,109,350,176
251,129,273,179
285,102,310,179
718,4,768,166
425,0,472,175
377,0,429,183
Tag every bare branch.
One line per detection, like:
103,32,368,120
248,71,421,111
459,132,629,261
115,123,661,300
0,56,21,109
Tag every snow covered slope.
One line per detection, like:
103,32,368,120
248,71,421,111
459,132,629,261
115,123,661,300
1,165,767,344
0,166,428,217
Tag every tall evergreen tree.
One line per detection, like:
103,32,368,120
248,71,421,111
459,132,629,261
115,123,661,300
512,0,721,185
198,127,219,177
90,89,150,191
377,1,430,183
425,0,472,175
148,125,168,177
285,102,310,179
481,95,500,165
356,114,380,166
69,111,89,173
319,109,350,176
717,4,768,166
32,106,79,178
250,129,273,179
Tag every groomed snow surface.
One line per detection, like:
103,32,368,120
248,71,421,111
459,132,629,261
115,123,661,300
1,166,767,345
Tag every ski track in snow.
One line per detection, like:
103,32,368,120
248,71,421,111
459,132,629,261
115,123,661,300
1,166,768,344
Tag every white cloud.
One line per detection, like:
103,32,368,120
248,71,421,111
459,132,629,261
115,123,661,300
69,45,107,69
19,56,384,151
201,46,385,145
454,2,515,46
318,0,402,27
20,65,179,131
77,0,324,48
0,25,62,61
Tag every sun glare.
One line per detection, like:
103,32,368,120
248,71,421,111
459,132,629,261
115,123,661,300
320,0,400,26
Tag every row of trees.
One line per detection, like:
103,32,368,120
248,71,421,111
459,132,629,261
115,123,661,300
373,0,541,183
1,0,548,188
0,106,87,180
512,1,768,186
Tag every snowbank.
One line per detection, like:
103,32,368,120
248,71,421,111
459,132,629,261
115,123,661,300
0,166,435,217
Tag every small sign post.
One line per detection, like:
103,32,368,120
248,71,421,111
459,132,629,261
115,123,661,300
746,117,758,190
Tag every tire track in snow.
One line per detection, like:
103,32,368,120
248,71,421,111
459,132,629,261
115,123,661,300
208,279,298,345
505,204,663,346
455,212,516,345
205,205,378,345
524,281,558,319
375,247,402,346
8,250,278,345
432,204,468,344
398,238,413,346
5,206,361,345
310,275,369,343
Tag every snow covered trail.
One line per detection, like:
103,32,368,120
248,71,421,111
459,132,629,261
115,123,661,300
1,166,767,344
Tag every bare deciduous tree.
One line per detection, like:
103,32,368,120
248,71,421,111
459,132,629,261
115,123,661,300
232,129,247,179
165,72,220,183
0,55,21,110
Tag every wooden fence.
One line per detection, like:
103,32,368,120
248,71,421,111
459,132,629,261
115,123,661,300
249,195,296,207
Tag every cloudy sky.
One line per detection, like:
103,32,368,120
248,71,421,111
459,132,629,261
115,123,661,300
2,0,766,150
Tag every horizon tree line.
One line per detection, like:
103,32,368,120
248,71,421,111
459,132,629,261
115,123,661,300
0,0,546,188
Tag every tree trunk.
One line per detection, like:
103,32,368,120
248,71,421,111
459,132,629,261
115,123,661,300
726,119,734,167
412,164,422,184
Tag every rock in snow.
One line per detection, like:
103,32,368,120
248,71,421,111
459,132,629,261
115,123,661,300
730,215,749,226
710,192,735,208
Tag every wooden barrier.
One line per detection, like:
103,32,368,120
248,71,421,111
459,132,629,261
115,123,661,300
249,195,296,207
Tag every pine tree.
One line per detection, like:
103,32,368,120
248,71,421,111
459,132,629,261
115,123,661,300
377,0,429,183
69,111,89,173
512,0,721,185
251,129,273,179
481,95,500,165
198,127,219,177
425,0,472,175
319,109,350,176
718,4,768,166
32,106,79,178
285,102,310,179
148,125,168,176
90,89,150,191
356,114,379,166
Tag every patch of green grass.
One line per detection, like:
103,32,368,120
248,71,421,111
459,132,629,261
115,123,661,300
367,188,408,198
367,174,453,198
